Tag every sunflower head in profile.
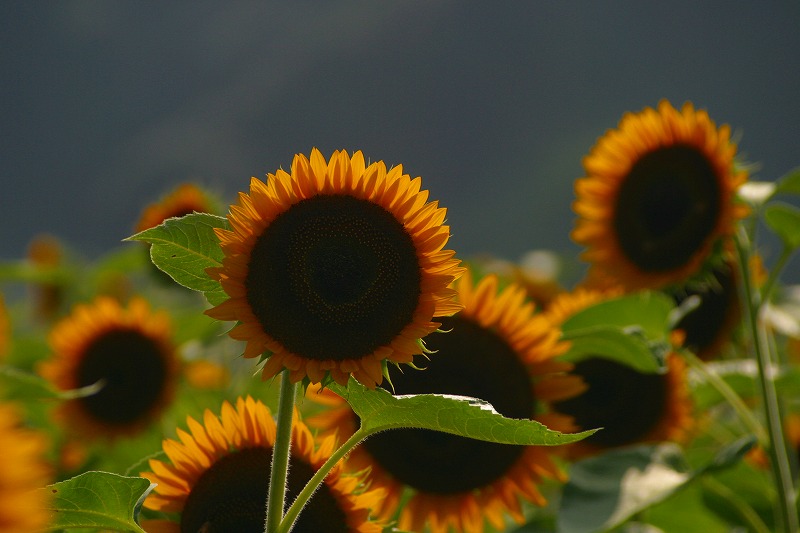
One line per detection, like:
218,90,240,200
140,396,385,533
670,260,741,360
308,269,584,533
135,182,218,233
0,403,52,532
205,149,463,388
545,288,694,458
572,100,749,291
39,296,179,439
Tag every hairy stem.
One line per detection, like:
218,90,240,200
265,371,297,533
278,428,369,533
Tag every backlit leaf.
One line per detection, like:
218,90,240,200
558,437,755,533
764,202,800,250
775,167,800,195
40,471,153,532
126,213,229,304
330,378,595,446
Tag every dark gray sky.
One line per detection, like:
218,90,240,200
3,2,799,274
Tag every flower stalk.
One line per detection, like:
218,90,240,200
278,428,369,533
264,370,297,533
735,227,798,533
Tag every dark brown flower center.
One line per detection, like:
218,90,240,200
181,447,349,533
612,144,722,273
245,194,421,362
75,328,169,426
672,264,738,357
553,357,667,447
361,315,535,494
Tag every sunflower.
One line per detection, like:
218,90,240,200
670,260,741,360
308,269,584,533
39,296,179,439
135,182,217,233
546,288,694,458
0,293,8,360
205,149,463,387
141,396,385,532
0,403,52,532
27,234,65,321
572,100,749,290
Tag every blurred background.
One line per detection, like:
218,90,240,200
2,1,799,277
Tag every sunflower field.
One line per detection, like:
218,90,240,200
2,101,800,533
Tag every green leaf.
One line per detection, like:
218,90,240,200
0,366,106,401
559,293,676,373
561,292,675,340
764,202,800,249
775,166,800,195
700,460,775,532
41,471,154,532
329,379,595,446
645,484,734,533
126,213,229,304
560,325,663,373
558,437,755,533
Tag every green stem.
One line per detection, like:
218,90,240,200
681,350,767,444
736,228,798,533
265,371,298,533
277,428,370,533
702,477,772,533
761,245,793,304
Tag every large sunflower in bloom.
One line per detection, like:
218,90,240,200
205,149,463,387
0,403,52,532
545,288,694,458
39,297,179,439
572,100,749,290
141,396,385,532
308,270,584,533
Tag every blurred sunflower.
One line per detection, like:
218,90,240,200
308,270,583,533
135,182,218,233
546,288,694,458
0,294,8,360
26,234,65,321
572,100,749,290
670,260,741,360
0,403,52,532
205,148,463,387
39,297,179,439
141,396,385,532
